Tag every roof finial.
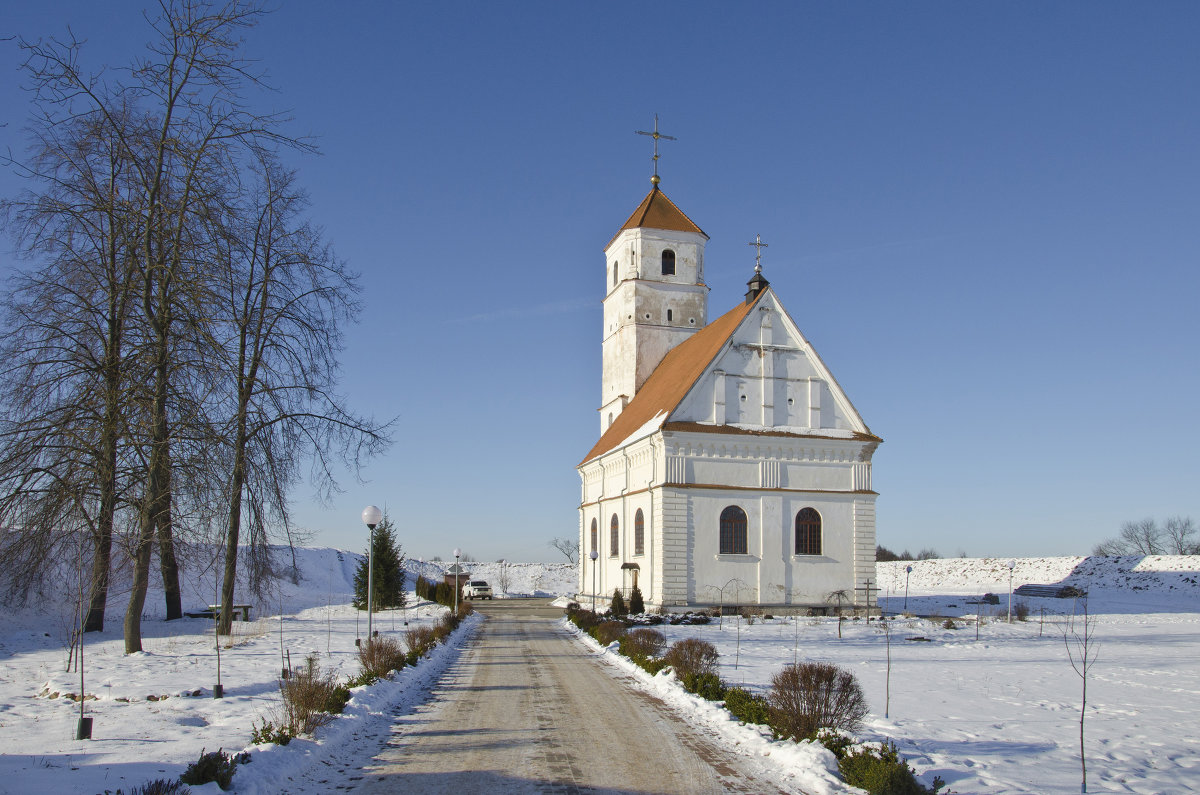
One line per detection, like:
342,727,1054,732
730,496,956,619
636,114,676,186
748,233,768,274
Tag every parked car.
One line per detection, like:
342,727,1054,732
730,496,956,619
462,580,493,600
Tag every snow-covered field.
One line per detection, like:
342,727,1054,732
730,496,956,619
581,556,1199,795
0,552,1196,794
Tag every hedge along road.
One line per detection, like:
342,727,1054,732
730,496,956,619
354,598,793,794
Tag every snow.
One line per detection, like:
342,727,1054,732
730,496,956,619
586,555,1200,794
1,552,1197,794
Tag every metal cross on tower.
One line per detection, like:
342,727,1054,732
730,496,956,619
748,234,769,273
635,114,676,185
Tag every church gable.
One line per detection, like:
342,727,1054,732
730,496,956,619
672,289,872,438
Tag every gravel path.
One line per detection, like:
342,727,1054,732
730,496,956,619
345,600,790,794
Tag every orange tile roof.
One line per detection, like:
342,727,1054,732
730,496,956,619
581,291,764,465
606,187,708,249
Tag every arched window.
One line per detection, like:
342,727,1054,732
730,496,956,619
610,514,620,556
612,262,618,286
634,509,645,555
795,508,822,555
666,308,673,322
590,518,598,555
719,506,748,555
661,249,676,276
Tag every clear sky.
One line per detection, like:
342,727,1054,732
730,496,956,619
2,2,1197,563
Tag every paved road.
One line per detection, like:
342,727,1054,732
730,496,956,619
353,599,790,794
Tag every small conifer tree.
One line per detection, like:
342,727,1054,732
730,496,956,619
611,588,627,617
628,585,645,615
353,513,407,610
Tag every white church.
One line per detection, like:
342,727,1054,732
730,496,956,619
577,177,881,613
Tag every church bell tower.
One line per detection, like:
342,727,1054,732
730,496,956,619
599,184,709,433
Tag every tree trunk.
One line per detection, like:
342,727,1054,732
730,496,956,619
83,529,112,633
1080,676,1088,793
156,459,182,621
218,435,247,636
124,502,156,654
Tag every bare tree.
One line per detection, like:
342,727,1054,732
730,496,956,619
1064,598,1100,793
1094,517,1198,556
211,155,389,634
2,1,389,652
1163,516,1199,555
0,108,144,630
549,536,579,564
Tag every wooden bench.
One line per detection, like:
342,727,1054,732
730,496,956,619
186,604,253,621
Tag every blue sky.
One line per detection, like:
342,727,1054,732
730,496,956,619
2,2,1197,562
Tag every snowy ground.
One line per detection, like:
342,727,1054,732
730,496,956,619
0,552,1196,794
589,556,1199,795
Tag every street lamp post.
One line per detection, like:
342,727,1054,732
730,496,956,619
1006,559,1016,624
361,505,382,642
453,548,461,614
589,549,598,613
904,565,913,611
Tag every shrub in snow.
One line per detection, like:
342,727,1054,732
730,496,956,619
628,585,645,614
593,620,627,646
404,625,437,660
682,671,726,700
664,637,719,681
620,627,665,660
1013,600,1031,621
942,618,957,630
724,687,771,727
610,588,627,617
768,662,868,741
567,605,603,633
358,636,408,680
250,718,294,746
179,748,248,790
107,779,188,795
279,654,342,736
822,735,945,795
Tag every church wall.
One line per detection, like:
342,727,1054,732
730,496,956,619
683,488,862,607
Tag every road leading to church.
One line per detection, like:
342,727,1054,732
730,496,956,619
354,599,792,794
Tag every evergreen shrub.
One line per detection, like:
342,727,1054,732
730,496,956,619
179,749,248,790
250,718,293,746
831,740,945,794
610,589,627,617
724,687,771,726
682,671,726,700
628,585,645,614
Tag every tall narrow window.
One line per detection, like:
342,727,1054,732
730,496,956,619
661,249,676,275
795,508,822,555
634,509,645,555
590,518,598,555
612,262,618,286
666,308,673,322
610,514,620,556
719,506,748,555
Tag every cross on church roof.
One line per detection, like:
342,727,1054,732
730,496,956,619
748,234,768,273
635,114,676,186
